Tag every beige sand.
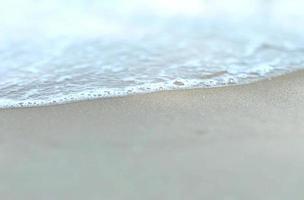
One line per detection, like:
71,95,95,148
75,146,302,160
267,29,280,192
1,71,304,200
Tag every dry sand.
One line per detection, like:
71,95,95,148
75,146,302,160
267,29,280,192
1,71,304,199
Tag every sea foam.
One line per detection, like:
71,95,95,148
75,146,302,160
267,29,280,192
1,0,304,108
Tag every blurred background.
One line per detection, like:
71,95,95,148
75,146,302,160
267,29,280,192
0,0,303,39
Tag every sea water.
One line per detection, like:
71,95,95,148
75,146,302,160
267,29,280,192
0,0,304,108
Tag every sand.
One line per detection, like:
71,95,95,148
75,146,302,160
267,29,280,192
1,71,304,200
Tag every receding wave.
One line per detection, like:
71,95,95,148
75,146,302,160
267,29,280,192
0,0,304,108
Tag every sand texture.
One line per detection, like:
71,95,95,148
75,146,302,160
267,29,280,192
1,71,304,199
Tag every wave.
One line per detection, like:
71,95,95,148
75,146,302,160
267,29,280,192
1,0,304,108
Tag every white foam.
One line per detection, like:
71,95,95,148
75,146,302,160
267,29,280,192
1,0,304,108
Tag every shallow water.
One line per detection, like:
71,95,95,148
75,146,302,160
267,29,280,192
1,0,304,108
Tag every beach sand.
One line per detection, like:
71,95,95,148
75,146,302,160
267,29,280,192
1,71,304,199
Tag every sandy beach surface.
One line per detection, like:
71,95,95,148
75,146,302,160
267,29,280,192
1,71,304,200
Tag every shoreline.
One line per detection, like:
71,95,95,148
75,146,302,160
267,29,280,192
1,70,304,199
0,69,301,110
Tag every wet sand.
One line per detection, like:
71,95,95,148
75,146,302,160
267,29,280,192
1,71,304,199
